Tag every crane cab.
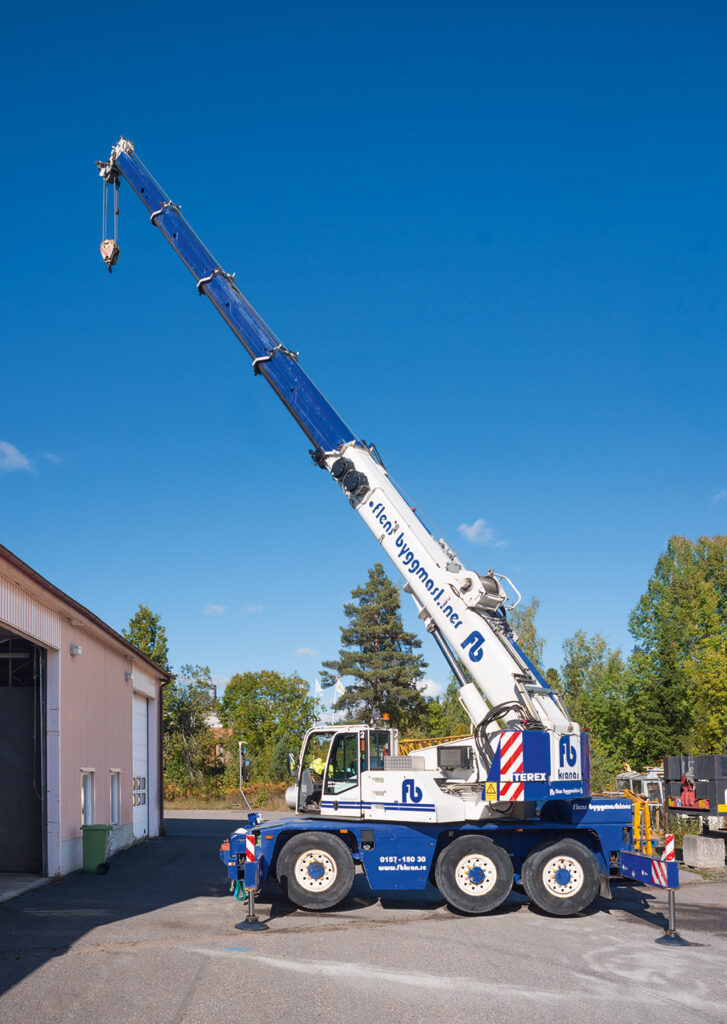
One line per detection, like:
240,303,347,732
287,724,397,818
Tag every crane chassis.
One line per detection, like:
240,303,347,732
96,137,677,917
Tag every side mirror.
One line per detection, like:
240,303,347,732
288,752,297,777
242,759,250,783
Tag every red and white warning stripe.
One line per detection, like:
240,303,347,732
498,781,525,801
245,833,256,862
663,834,675,861
651,860,668,887
499,732,524,780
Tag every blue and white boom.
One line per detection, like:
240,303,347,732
98,137,586,817
95,137,650,919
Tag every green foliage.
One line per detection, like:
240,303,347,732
423,678,471,737
665,811,702,851
270,733,297,782
219,670,316,781
629,536,727,761
588,734,628,794
163,663,215,735
162,664,219,788
508,597,545,674
545,667,561,690
560,630,635,788
321,563,428,731
122,604,170,669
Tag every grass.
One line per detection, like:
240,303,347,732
163,783,288,812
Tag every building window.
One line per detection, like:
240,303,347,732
81,771,94,825
110,772,120,825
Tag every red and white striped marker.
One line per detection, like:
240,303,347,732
651,860,668,887
663,834,675,862
497,732,525,801
500,732,524,779
246,833,256,862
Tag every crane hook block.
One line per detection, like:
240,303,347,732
100,238,120,273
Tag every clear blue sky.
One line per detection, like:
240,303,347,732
2,2,726,704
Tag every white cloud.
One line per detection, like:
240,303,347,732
41,451,63,466
419,677,444,699
203,603,227,616
457,517,506,547
245,604,263,614
0,441,31,474
296,647,318,657
713,489,727,502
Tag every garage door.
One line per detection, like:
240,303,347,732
132,694,148,839
0,629,45,872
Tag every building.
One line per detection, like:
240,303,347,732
0,544,169,877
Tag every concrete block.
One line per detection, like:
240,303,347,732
682,834,725,870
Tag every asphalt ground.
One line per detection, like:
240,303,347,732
0,810,725,1024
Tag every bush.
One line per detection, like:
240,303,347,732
163,780,288,810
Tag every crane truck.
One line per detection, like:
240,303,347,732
96,137,673,919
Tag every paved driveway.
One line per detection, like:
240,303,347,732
0,811,725,1024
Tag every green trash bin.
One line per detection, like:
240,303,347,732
81,824,112,874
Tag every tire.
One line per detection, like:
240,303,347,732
521,838,600,916
434,835,513,914
276,832,354,911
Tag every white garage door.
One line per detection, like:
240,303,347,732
132,694,149,839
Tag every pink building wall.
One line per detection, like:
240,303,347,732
0,546,167,876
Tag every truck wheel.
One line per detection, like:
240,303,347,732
276,832,354,911
434,835,513,914
522,838,599,916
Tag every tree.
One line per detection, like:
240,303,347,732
508,597,545,674
123,604,170,669
628,536,727,760
270,734,297,782
321,563,428,730
424,677,471,737
560,630,635,787
163,664,218,788
219,671,316,781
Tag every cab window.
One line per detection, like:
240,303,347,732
301,731,334,782
369,730,391,770
324,733,359,794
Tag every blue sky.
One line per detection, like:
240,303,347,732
2,2,726,707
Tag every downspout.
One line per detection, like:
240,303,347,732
158,677,168,835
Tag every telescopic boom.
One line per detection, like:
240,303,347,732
97,138,577,754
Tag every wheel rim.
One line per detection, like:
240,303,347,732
454,853,497,896
294,849,338,892
541,855,584,898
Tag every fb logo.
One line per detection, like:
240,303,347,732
461,631,485,663
402,779,423,804
559,736,577,768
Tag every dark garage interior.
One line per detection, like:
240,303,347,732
0,628,46,873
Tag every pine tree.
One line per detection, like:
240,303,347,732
321,563,427,730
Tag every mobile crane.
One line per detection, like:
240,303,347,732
97,138,648,918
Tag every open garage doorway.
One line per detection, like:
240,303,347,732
0,627,46,873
